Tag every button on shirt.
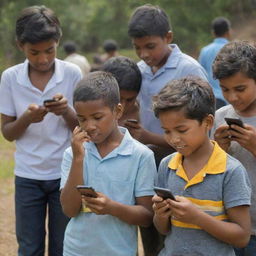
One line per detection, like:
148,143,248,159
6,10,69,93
198,38,229,101
138,44,208,134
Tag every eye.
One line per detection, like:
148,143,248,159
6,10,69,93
178,129,188,134
163,130,170,134
94,116,103,120
235,87,245,92
147,44,155,49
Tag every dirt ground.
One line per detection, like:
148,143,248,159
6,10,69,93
0,177,17,256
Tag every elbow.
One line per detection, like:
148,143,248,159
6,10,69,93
234,234,250,248
140,212,154,228
62,206,78,218
2,133,15,142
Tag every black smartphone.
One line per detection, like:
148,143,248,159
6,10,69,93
154,186,176,201
76,185,98,198
126,119,138,124
43,99,57,105
225,117,244,128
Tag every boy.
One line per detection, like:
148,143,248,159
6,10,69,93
0,6,82,256
60,71,157,256
128,4,208,254
152,77,251,256
198,17,232,109
63,40,91,76
102,56,141,139
212,41,256,256
128,4,208,166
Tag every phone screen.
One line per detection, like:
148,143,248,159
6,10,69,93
76,185,98,198
154,186,176,201
224,117,244,128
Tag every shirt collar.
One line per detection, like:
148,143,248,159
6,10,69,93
140,44,182,75
168,141,227,188
213,38,229,44
85,127,134,160
17,58,63,87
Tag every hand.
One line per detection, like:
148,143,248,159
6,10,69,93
124,120,143,140
71,126,90,158
229,124,256,156
25,103,48,123
44,93,69,116
82,192,113,215
214,125,232,152
152,195,172,219
167,196,201,225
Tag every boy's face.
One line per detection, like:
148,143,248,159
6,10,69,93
74,99,122,144
120,90,138,114
159,109,213,157
17,39,58,73
220,71,256,115
132,32,172,70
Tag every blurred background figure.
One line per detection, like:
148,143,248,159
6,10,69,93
63,40,91,77
198,17,232,110
100,39,119,63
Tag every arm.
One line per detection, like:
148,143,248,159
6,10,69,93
1,105,48,141
60,126,90,217
82,193,153,227
44,93,78,131
168,196,251,248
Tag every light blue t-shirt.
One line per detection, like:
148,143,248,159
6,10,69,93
138,44,208,134
60,127,157,256
198,38,229,101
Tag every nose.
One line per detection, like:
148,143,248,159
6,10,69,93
168,133,181,145
226,91,238,103
84,120,96,133
37,53,48,64
139,49,149,60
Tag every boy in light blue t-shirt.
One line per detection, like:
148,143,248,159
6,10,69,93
60,71,156,256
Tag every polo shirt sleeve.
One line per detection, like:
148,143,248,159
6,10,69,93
60,147,73,189
134,150,157,197
223,158,251,209
0,70,16,116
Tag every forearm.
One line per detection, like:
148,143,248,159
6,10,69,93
62,106,79,131
196,211,250,247
108,201,153,227
60,157,85,217
153,214,171,235
1,114,31,141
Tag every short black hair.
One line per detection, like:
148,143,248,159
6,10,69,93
212,17,231,37
103,39,118,52
63,41,77,54
102,56,141,93
128,4,171,38
213,41,256,80
16,5,62,44
73,71,120,110
153,77,215,122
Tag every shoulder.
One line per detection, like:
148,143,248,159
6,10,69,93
131,138,154,158
1,62,25,79
215,105,235,123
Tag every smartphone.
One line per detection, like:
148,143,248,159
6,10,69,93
225,117,244,128
154,186,176,201
126,119,138,124
76,185,98,198
43,99,57,105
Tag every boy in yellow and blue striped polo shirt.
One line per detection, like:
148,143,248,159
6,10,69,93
152,77,251,256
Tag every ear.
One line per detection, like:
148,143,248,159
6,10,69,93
165,31,173,44
203,114,214,130
16,40,24,51
114,103,124,120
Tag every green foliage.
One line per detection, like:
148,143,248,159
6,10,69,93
0,0,256,72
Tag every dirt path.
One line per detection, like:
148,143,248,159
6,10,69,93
0,177,17,256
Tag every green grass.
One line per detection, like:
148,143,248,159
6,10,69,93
0,133,15,179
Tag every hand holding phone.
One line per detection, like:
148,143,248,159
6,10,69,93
154,186,176,201
76,185,98,198
225,117,244,128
